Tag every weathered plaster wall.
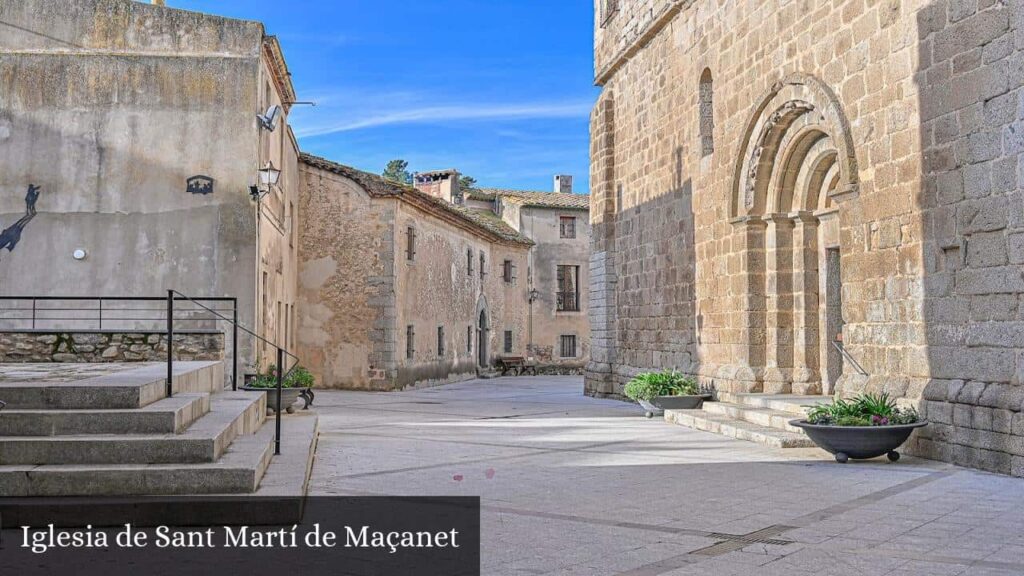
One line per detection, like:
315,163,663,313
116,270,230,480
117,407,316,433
255,56,301,370
0,0,299,375
589,0,1024,475
515,205,591,366
393,203,530,388
296,164,394,390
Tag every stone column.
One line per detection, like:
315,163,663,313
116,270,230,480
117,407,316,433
728,216,767,392
790,211,821,394
763,214,794,393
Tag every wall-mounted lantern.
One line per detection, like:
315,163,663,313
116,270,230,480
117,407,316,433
250,162,281,202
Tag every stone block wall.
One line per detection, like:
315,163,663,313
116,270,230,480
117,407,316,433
0,331,224,363
588,0,1024,475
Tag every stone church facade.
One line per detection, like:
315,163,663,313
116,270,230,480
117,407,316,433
587,0,1024,475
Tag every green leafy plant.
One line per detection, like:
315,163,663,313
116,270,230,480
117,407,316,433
805,392,919,426
623,370,699,402
248,365,315,389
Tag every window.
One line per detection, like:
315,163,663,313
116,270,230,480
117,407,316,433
437,326,445,356
479,252,486,279
556,265,580,311
406,325,415,360
288,201,295,248
467,326,473,353
406,226,417,261
504,330,513,353
699,69,715,156
560,335,577,358
559,216,576,239
467,248,474,276
502,259,516,283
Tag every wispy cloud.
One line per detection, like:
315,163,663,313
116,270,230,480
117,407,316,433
293,99,592,138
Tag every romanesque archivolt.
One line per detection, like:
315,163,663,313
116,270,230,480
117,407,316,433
731,74,858,219
0,184,42,261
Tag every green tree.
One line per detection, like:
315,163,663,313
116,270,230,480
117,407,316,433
382,159,412,185
459,175,477,190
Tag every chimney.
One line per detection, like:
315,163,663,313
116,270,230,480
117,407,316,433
414,170,462,205
553,174,573,194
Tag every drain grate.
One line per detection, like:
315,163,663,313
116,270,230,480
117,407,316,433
689,525,795,557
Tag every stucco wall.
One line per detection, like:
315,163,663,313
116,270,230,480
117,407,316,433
0,0,299,374
589,0,1024,475
515,205,591,366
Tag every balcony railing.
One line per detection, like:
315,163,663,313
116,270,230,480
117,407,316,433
556,292,579,312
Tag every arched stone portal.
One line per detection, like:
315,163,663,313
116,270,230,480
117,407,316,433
728,74,858,395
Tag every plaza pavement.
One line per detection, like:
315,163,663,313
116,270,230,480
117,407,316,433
309,375,1024,576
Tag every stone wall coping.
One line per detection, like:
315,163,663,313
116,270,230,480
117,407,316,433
0,329,222,335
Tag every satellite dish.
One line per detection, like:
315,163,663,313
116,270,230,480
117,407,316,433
256,105,282,131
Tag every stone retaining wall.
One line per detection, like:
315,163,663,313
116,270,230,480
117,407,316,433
0,331,224,363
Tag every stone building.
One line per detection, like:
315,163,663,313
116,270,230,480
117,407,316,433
0,0,301,370
296,154,534,390
588,0,1024,475
466,186,592,370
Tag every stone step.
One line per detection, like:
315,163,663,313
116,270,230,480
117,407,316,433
664,409,816,448
0,392,265,465
0,394,210,436
0,421,278,496
0,416,319,524
717,392,829,415
0,362,222,409
701,402,807,433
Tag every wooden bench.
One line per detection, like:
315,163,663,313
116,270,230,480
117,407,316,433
496,356,537,376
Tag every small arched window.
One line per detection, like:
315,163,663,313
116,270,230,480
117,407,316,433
699,68,715,157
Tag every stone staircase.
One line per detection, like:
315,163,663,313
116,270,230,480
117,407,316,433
0,362,316,497
664,392,832,449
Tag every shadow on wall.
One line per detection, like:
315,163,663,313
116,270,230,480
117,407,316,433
609,146,700,393
913,0,1024,476
0,184,42,261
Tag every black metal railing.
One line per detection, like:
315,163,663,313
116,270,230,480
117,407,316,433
0,293,298,455
0,295,239,388
556,292,579,312
168,290,298,455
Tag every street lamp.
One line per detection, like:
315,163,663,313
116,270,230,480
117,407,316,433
250,162,281,201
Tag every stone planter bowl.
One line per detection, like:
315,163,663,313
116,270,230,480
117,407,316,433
789,420,928,463
241,386,312,414
638,394,712,418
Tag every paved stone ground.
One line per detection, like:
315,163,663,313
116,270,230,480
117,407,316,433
309,376,1024,576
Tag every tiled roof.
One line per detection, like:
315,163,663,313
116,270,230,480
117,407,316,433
475,188,590,210
299,153,533,246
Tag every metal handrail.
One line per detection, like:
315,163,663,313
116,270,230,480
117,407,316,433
168,290,297,455
3,295,237,385
831,340,868,376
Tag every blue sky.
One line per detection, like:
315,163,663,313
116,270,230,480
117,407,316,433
172,0,597,192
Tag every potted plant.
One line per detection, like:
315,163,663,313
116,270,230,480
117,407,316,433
790,392,927,463
241,365,315,414
624,370,711,418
